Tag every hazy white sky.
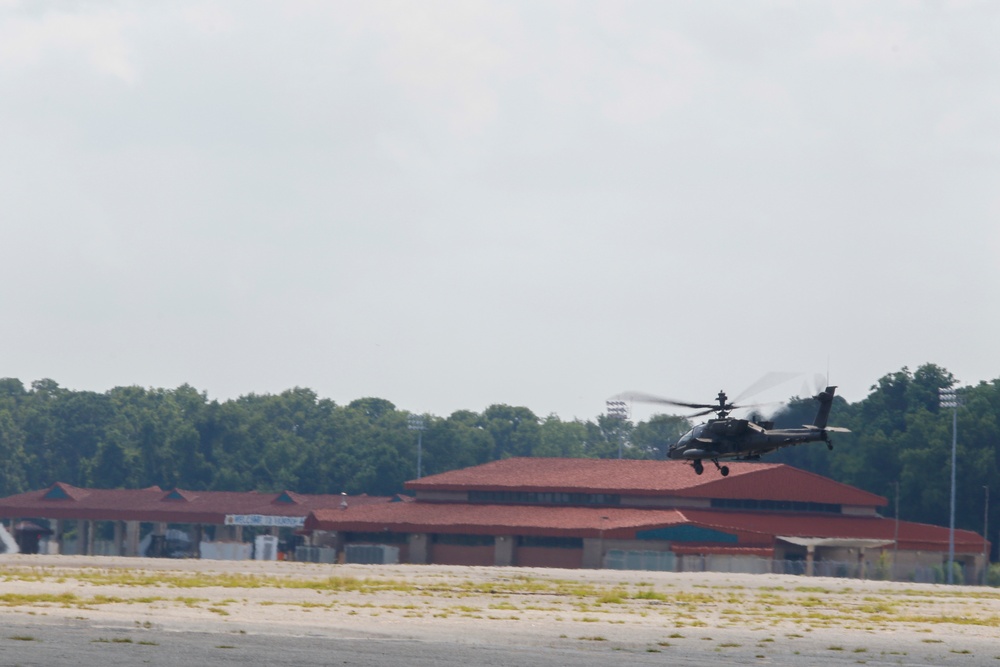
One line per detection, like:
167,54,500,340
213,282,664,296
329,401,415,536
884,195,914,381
2,1,998,421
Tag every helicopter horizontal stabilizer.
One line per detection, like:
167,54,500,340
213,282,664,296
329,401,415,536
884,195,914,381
803,424,851,433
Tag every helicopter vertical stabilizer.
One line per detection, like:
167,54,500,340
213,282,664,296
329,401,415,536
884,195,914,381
812,386,837,429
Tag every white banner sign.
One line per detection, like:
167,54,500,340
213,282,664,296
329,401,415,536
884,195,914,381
224,514,305,528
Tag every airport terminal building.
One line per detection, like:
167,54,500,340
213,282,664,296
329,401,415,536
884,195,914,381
0,459,990,582
306,458,990,582
0,483,393,559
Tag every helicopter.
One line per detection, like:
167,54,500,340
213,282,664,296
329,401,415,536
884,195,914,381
614,384,849,476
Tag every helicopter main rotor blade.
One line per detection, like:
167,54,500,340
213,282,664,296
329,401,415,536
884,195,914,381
732,372,802,404
610,391,715,410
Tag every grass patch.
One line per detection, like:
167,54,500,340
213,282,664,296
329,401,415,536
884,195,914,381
633,589,667,602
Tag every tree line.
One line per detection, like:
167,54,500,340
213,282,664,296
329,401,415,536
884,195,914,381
0,363,997,549
0,377,687,497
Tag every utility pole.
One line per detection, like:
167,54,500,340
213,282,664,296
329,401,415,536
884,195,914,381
893,481,900,582
984,485,990,586
939,387,959,585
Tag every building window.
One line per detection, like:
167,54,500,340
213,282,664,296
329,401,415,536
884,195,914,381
344,531,408,544
468,490,621,506
518,536,583,549
432,533,494,546
710,498,842,514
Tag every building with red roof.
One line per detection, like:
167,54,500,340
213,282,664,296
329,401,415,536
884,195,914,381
0,482,394,557
306,458,990,582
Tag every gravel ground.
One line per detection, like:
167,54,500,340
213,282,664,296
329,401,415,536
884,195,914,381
1,554,999,666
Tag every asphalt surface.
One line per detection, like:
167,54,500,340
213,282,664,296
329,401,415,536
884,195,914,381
0,615,975,667
2,557,998,667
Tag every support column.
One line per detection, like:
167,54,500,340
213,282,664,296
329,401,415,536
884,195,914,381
83,520,94,556
193,525,203,559
806,545,815,577
408,533,428,565
581,538,604,569
494,535,515,567
124,521,140,557
52,519,63,555
113,521,125,556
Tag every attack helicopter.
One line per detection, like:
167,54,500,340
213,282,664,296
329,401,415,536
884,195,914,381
613,384,849,476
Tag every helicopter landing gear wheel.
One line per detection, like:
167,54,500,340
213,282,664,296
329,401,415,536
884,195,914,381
692,460,704,475
711,459,729,476
827,442,834,451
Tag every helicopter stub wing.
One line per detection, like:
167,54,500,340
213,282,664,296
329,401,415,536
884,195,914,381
678,448,710,459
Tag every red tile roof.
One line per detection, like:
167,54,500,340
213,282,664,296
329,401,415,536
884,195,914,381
0,483,393,524
679,509,987,552
308,503,689,537
406,458,887,507
308,501,987,553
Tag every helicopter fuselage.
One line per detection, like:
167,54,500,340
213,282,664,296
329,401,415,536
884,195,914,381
668,419,830,461
611,383,846,476
664,386,847,475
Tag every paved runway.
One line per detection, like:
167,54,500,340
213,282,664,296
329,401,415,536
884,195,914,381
1,614,968,667
2,557,997,667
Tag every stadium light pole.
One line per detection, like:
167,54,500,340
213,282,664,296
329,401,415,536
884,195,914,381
893,481,900,581
408,414,425,479
984,485,990,586
605,400,630,459
939,387,959,584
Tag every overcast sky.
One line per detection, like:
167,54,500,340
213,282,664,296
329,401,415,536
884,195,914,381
2,1,998,421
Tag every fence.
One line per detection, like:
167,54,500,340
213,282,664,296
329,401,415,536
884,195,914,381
604,550,965,584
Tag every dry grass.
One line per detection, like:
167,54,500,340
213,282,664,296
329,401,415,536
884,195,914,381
1,555,999,661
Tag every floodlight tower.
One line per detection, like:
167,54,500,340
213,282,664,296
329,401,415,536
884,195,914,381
605,400,630,459
939,387,959,584
408,414,425,479
983,485,990,586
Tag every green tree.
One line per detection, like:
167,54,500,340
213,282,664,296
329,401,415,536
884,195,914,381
418,411,492,477
480,405,541,459
631,414,689,460
535,415,588,458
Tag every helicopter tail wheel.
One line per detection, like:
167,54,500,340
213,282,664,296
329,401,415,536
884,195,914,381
693,460,704,475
